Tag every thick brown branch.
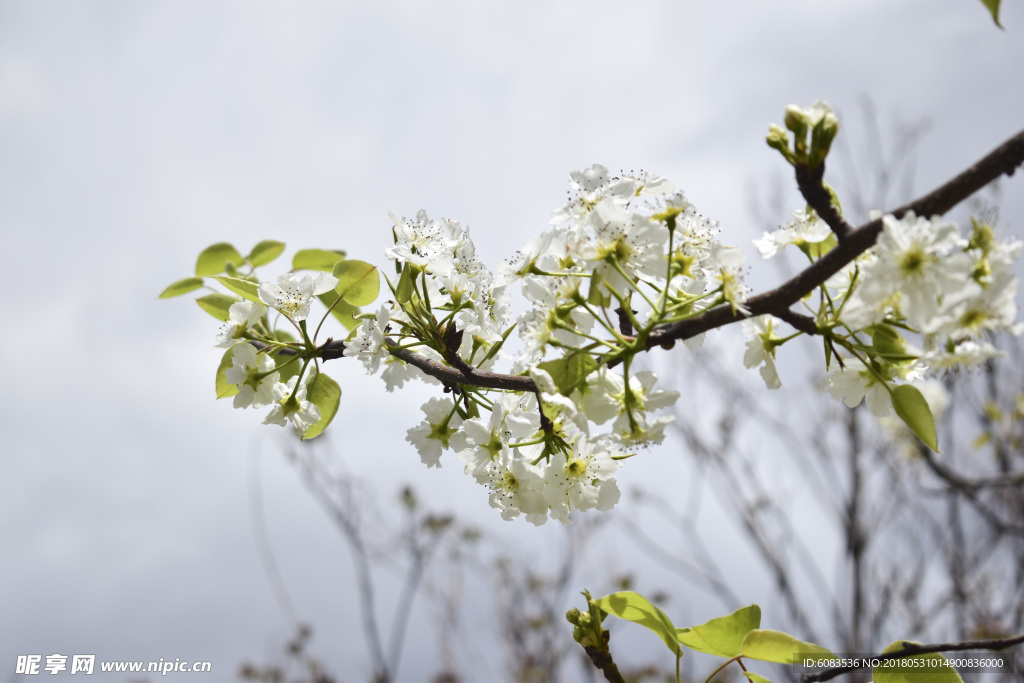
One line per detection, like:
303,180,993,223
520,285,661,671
800,632,1024,682
316,338,535,392
795,162,855,240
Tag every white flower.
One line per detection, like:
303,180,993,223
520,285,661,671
920,340,1004,372
853,213,970,330
406,397,462,468
343,305,391,374
742,315,783,390
550,164,639,226
824,358,893,417
581,368,679,443
485,448,549,525
224,342,279,409
754,210,832,260
928,272,1021,340
258,272,339,322
709,243,749,314
263,372,321,436
215,300,266,348
385,210,459,276
543,436,623,524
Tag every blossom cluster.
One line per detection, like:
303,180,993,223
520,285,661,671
747,206,1021,418
165,102,1022,524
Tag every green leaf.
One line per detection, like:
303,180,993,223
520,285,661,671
159,277,204,298
292,248,347,272
740,629,831,664
215,346,239,399
892,384,939,451
743,674,773,683
318,291,361,331
333,259,380,306
196,293,240,321
591,591,680,656
196,243,245,277
537,350,598,396
303,371,341,440
395,263,415,304
214,276,262,304
873,642,964,683
676,605,761,658
977,0,1002,27
248,240,286,267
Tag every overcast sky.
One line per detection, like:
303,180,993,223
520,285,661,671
2,1,1022,681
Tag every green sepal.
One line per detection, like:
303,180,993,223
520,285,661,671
196,243,245,277
214,276,262,304
318,291,361,330
159,277,204,298
215,346,239,399
196,293,240,321
676,604,761,658
248,240,286,267
395,263,415,304
740,629,832,664
537,350,597,397
873,641,963,683
978,0,1002,28
333,259,381,306
591,591,681,657
302,371,341,440
892,384,939,451
292,248,347,272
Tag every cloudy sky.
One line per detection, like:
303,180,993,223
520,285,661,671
2,1,1022,681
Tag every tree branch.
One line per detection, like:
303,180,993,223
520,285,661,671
313,128,1024,393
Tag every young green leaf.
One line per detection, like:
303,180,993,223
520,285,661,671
537,350,597,396
675,604,761,658
892,384,939,451
248,240,286,266
318,291,361,330
196,243,245,277
159,277,204,298
740,629,831,664
591,591,681,656
214,276,262,304
196,293,240,321
742,674,773,683
395,263,415,304
292,248,347,272
215,347,239,399
333,259,381,306
302,372,341,440
978,0,1002,28
873,642,964,683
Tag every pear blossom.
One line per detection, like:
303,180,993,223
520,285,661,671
385,210,459,276
343,304,392,374
543,436,623,524
263,372,321,436
742,315,783,390
754,210,832,260
406,397,462,468
225,342,279,409
852,212,970,330
824,358,894,417
485,449,549,525
259,272,339,321
215,300,266,348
